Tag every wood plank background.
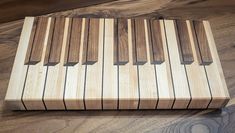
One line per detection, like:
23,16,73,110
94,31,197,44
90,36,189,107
0,0,235,132
1,0,235,23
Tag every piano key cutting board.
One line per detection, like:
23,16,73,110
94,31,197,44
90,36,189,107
4,17,230,110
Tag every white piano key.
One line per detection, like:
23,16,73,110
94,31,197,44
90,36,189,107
5,17,35,110
119,19,139,109
203,21,230,108
64,18,86,110
164,20,191,109
155,20,174,109
22,18,52,110
138,19,158,109
102,19,118,109
186,20,211,109
43,18,69,110
84,19,104,110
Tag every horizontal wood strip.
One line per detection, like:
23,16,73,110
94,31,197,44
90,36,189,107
193,21,213,65
29,17,48,64
47,17,65,65
149,19,164,64
175,20,194,64
64,18,82,65
24,17,38,64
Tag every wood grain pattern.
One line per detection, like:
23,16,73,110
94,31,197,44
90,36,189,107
148,19,164,64
132,19,147,65
46,17,65,65
24,17,38,64
64,18,82,65
175,20,194,64
193,21,213,65
1,5,235,133
114,18,129,65
64,18,86,110
83,18,100,64
22,17,51,110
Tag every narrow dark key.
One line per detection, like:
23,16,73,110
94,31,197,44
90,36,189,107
64,18,82,65
82,18,89,64
25,17,38,64
44,18,55,65
28,17,48,64
83,18,100,64
132,18,147,65
175,20,194,64
114,18,129,65
193,21,213,65
45,17,65,65
149,19,165,64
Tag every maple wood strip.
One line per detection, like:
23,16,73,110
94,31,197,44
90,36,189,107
86,18,100,64
29,17,48,64
149,19,165,64
175,20,194,64
65,18,83,65
193,21,213,65
47,17,65,65
24,17,38,64
5,17,35,110
134,18,147,64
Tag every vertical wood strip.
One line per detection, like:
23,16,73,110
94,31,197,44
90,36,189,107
44,18,55,65
103,19,118,109
22,18,52,110
64,18,86,110
115,18,129,64
85,19,104,109
5,17,35,110
133,19,147,64
164,20,191,109
65,18,83,65
29,17,48,64
24,17,38,64
193,21,213,65
82,18,90,64
85,18,100,64
149,19,165,64
119,19,139,109
175,20,194,64
47,17,65,65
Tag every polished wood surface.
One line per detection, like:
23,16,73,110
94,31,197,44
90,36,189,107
1,4,235,133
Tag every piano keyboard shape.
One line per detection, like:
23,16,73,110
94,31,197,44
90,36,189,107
4,17,230,110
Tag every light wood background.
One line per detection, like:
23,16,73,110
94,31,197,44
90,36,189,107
0,0,235,132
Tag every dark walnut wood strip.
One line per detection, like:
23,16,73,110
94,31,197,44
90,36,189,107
149,19,165,64
175,20,194,64
114,18,129,65
29,17,48,64
46,17,65,65
132,18,147,65
64,18,82,65
193,21,213,65
83,18,100,64
82,18,89,64
44,18,56,65
24,17,38,64
64,18,72,65
131,19,137,65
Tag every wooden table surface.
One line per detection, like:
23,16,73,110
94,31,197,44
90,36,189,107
0,3,235,132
